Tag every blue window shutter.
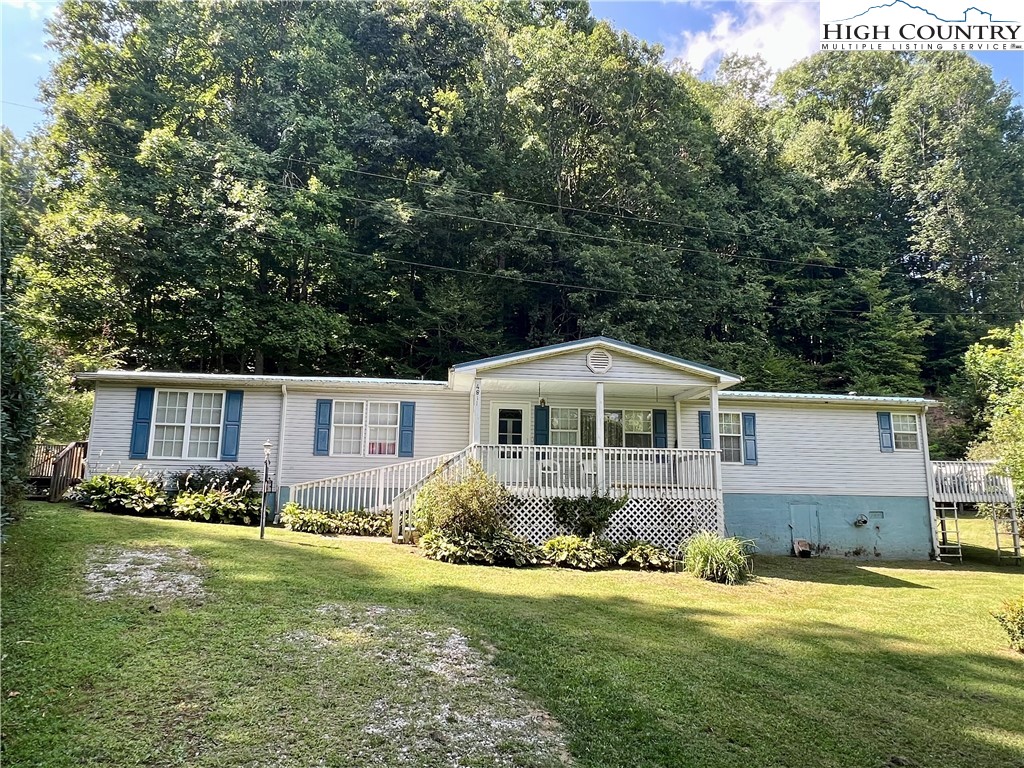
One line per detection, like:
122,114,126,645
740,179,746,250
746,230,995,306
129,387,155,459
652,409,668,449
877,412,894,453
534,405,549,446
742,412,758,465
698,410,713,450
314,399,333,456
220,390,244,461
398,401,416,457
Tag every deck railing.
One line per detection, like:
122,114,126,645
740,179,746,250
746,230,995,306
28,443,64,479
931,460,1015,504
290,451,461,512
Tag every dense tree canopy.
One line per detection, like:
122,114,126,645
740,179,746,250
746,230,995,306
6,1,1023,424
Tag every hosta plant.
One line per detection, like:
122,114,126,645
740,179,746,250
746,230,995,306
281,503,390,536
420,529,540,567
541,535,614,570
172,488,261,526
70,474,168,516
615,540,676,572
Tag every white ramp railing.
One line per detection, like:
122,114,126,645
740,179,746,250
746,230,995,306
289,451,460,512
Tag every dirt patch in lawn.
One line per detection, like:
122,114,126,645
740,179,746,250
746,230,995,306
84,547,205,603
280,603,572,767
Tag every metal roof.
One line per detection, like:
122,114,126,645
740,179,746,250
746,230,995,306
720,391,936,406
451,336,743,383
75,370,448,389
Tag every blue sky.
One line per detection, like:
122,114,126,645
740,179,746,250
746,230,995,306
2,0,1022,138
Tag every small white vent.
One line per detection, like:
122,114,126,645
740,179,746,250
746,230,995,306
586,348,613,374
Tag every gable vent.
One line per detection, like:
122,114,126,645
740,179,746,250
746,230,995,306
586,348,613,374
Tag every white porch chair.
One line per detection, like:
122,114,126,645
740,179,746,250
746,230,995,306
538,459,562,489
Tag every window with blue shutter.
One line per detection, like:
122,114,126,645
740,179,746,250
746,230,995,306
652,409,668,449
220,390,244,461
129,387,155,459
534,405,550,445
398,401,416,457
698,410,713,450
877,412,894,453
742,412,758,465
314,399,333,456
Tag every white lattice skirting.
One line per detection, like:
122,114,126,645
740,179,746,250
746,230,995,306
506,496,723,552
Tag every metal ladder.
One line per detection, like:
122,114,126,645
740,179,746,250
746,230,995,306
934,502,962,562
993,504,1022,566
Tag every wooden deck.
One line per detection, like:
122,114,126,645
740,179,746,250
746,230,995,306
931,461,1015,505
27,441,88,501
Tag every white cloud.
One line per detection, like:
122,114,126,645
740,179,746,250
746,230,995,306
668,1,820,76
1,0,58,20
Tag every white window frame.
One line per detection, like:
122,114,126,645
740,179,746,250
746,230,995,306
570,407,655,448
719,411,743,464
330,399,401,457
891,413,920,451
549,406,580,446
149,389,226,461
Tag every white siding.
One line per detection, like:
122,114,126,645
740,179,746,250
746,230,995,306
481,391,678,445
280,388,469,485
678,401,929,497
88,383,282,480
478,348,712,387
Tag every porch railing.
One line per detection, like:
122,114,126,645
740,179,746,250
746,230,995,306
472,445,720,500
931,460,1015,504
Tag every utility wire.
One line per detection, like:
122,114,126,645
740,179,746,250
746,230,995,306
5,98,1020,274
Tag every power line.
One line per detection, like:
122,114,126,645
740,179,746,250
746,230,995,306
22,130,1024,289
132,209,1020,319
5,98,1020,277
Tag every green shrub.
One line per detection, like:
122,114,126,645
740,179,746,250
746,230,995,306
615,540,676,571
993,595,1024,653
551,489,627,537
71,474,169,516
171,465,261,493
0,314,45,523
682,531,754,585
281,502,390,536
412,460,510,538
420,529,540,567
172,488,261,525
541,535,614,570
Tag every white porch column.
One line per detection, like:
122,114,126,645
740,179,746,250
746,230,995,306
709,385,725,535
595,381,606,492
709,385,721,491
470,378,482,444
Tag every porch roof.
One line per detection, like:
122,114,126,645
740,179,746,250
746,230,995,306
450,336,743,388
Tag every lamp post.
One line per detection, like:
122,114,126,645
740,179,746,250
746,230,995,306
260,440,272,540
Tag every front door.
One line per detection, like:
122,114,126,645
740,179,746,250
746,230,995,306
492,403,530,486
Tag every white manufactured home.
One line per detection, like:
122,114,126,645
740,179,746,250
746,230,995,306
79,337,1020,560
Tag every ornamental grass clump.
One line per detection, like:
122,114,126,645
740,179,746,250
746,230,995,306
682,531,754,585
993,595,1024,653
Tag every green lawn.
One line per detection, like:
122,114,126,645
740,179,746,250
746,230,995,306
2,503,1022,768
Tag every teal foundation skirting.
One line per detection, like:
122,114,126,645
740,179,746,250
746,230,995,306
723,493,933,559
